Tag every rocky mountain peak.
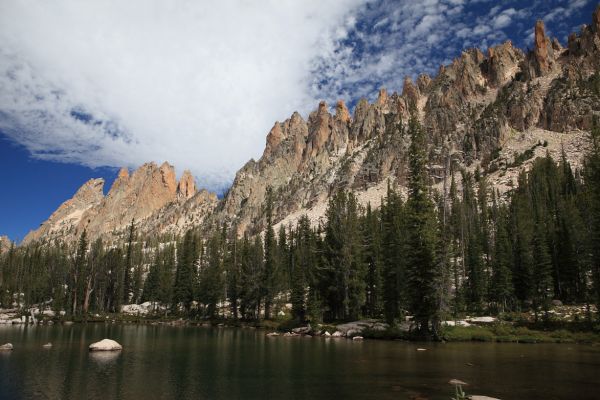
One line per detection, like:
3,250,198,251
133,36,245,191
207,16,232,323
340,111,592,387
0,236,12,251
177,170,197,200
416,74,432,93
73,178,105,203
402,77,419,107
263,122,284,158
534,19,551,76
335,100,351,123
376,88,388,106
486,41,524,86
304,101,333,159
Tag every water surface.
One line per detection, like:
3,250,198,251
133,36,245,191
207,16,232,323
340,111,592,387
1,324,599,399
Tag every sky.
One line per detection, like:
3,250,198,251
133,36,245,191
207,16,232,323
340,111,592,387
0,0,597,241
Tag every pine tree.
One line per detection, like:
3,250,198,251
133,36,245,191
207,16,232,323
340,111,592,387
584,117,600,314
173,230,197,312
122,219,136,304
362,203,382,318
404,116,440,337
262,187,277,320
71,230,88,316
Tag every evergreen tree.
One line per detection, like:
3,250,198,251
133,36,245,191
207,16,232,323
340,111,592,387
404,116,440,337
173,230,197,312
262,187,277,319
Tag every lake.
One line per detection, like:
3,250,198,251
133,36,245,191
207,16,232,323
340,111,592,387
1,324,599,399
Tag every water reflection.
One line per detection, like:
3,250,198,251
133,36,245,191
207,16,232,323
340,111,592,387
89,350,121,364
0,324,599,400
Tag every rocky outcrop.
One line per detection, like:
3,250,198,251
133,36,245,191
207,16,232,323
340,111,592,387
24,163,217,244
534,20,551,76
23,178,105,244
177,170,196,200
0,236,11,252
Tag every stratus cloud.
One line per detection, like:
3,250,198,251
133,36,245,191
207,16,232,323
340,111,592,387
0,0,363,189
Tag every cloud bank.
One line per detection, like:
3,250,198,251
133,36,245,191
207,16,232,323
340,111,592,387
0,0,594,190
0,0,362,189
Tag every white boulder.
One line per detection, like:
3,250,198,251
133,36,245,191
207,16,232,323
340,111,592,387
89,339,122,351
468,316,496,323
332,331,344,337
43,343,52,348
0,343,13,351
352,336,364,341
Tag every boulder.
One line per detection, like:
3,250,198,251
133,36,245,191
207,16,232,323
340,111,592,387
292,325,312,335
468,316,496,323
0,343,13,351
352,336,364,341
43,343,52,348
266,332,280,337
332,331,344,337
323,331,331,337
89,339,122,351
416,348,427,351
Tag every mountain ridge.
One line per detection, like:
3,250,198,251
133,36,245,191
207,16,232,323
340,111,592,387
22,6,600,244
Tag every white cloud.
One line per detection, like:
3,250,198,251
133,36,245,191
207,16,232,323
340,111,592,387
0,0,364,189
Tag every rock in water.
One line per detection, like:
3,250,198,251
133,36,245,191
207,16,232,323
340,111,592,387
89,339,122,351
42,343,52,348
352,336,364,341
0,343,13,351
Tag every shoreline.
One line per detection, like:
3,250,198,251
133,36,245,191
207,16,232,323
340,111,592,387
2,312,600,345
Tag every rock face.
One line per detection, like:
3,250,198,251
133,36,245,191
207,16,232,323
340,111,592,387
23,164,217,244
534,20,551,76
0,236,11,252
23,10,600,243
89,339,122,351
23,178,105,243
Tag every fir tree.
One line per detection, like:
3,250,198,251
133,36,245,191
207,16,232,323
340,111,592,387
404,116,440,337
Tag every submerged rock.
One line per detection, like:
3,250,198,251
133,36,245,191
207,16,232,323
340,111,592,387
0,343,13,351
42,343,52,348
89,339,122,351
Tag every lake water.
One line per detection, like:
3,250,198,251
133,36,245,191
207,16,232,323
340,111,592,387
1,324,599,400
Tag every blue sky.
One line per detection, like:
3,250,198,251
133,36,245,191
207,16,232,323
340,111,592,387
0,0,597,241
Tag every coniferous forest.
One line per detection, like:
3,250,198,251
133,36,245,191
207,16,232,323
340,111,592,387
2,117,600,339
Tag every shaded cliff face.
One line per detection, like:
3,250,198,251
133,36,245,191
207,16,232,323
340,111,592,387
24,8,600,243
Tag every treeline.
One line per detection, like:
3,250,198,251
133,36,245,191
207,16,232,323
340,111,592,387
1,117,600,338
